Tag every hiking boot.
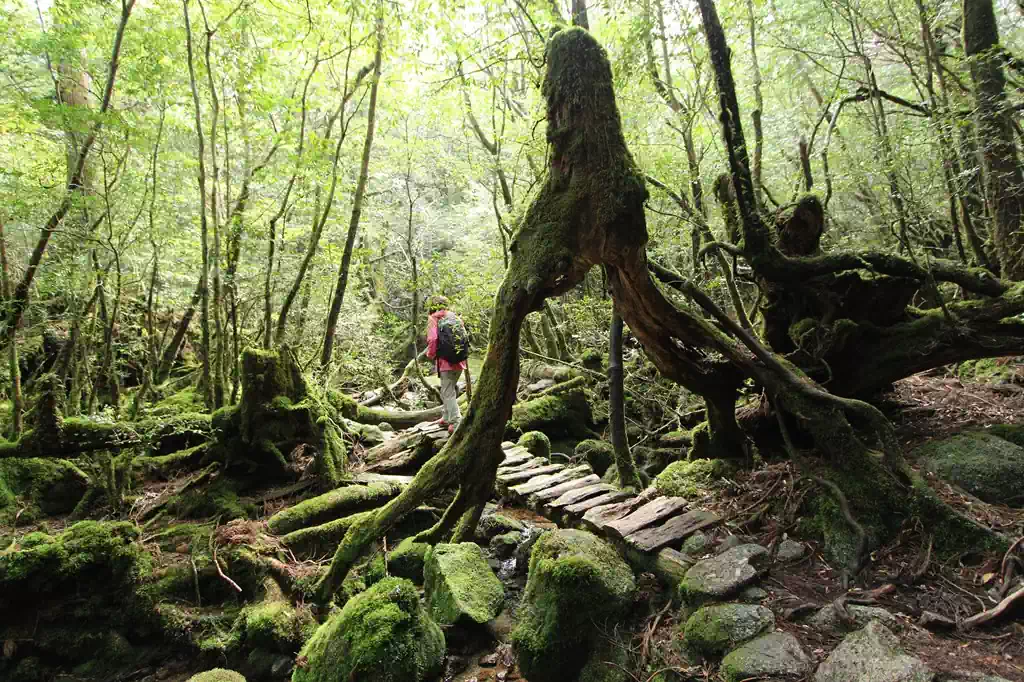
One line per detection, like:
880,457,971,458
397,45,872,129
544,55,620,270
448,423,456,434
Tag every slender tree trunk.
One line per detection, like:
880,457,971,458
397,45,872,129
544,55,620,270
156,276,202,384
183,0,213,409
322,18,384,367
202,17,225,408
746,0,764,207
0,223,23,438
609,303,641,489
964,0,1024,279
571,0,589,29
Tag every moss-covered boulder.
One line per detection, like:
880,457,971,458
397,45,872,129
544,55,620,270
678,544,769,606
517,430,551,458
0,457,90,521
682,604,774,656
389,537,430,582
720,632,811,682
983,423,1024,448
424,543,504,626
654,459,733,499
292,577,444,682
188,670,247,682
489,531,520,559
575,439,614,476
476,512,525,542
915,432,1024,506
230,596,315,654
511,529,636,682
507,377,596,440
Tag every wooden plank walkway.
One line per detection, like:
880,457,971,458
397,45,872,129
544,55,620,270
357,421,720,581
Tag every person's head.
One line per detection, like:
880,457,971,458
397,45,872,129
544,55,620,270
427,295,450,314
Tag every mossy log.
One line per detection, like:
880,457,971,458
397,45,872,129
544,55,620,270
267,481,404,535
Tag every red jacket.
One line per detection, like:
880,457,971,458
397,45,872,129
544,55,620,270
426,310,468,373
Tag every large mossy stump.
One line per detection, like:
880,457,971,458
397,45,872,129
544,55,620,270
506,377,597,441
292,577,444,682
212,347,348,486
511,529,636,682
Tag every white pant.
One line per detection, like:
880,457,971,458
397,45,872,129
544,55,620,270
440,369,462,425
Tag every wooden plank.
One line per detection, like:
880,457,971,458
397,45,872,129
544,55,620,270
496,463,565,487
511,466,591,497
529,474,601,505
581,498,642,534
499,451,534,468
547,483,618,511
605,497,689,539
624,509,720,553
496,457,548,476
563,490,633,518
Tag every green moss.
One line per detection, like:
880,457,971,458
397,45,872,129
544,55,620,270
511,529,636,682
0,521,152,609
984,423,1024,448
148,387,206,417
292,577,444,682
575,439,614,476
517,430,552,458
654,459,733,499
476,513,526,541
681,604,774,656
267,482,403,535
957,357,1021,384
280,511,373,558
389,537,430,582
187,669,247,682
0,457,90,522
914,431,1024,506
507,378,596,440
231,599,314,654
134,443,211,479
424,543,505,625
167,477,252,521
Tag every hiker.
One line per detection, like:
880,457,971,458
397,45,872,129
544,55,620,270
425,296,469,433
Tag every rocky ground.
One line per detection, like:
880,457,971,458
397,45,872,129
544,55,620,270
1,361,1023,682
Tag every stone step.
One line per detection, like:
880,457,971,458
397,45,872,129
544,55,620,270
581,497,643,534
501,441,516,449
624,509,720,553
562,490,634,520
528,473,601,507
353,472,415,486
605,496,689,539
510,466,591,498
496,463,566,490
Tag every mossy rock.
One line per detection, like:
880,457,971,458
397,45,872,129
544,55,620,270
654,459,733,499
291,577,444,682
0,520,152,611
389,537,430,582
143,412,214,455
983,423,1024,448
914,432,1024,506
489,531,520,559
682,604,774,656
956,357,1021,385
575,439,614,476
476,512,525,542
231,599,315,654
507,378,596,440
511,529,636,682
188,669,247,682
424,543,505,626
517,431,551,458
0,457,89,521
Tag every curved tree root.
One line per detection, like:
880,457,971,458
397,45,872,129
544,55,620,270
812,475,867,588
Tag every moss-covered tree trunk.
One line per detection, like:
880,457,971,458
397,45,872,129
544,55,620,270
608,304,641,489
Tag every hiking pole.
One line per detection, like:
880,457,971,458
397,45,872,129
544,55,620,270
464,365,473,402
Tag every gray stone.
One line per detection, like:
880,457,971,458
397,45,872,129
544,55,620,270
489,531,520,559
738,586,768,602
814,621,935,682
679,544,769,605
682,604,775,655
476,513,526,542
720,631,811,682
808,602,899,633
777,539,807,562
682,530,709,556
915,432,1024,506
270,656,293,677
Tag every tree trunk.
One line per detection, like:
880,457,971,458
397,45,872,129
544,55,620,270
963,0,1024,280
183,0,213,409
322,19,383,367
0,223,23,439
608,304,641,489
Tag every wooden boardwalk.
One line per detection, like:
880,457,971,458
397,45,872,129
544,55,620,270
361,423,720,581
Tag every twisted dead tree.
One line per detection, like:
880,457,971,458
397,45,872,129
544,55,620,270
315,23,1008,598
